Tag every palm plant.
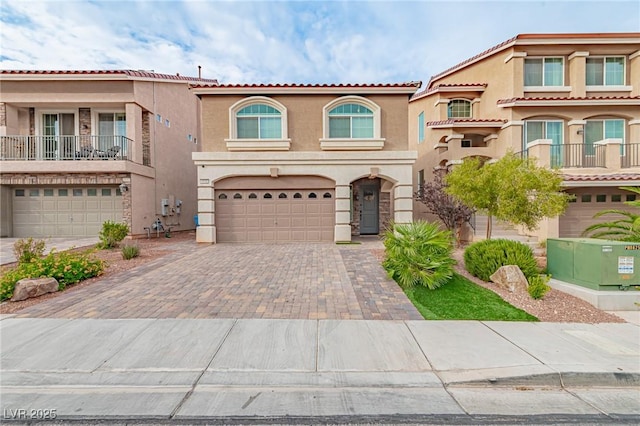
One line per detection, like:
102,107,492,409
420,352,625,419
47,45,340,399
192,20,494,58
581,209,640,242
382,221,455,289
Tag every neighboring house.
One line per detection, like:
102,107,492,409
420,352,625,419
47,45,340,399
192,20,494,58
409,33,640,240
0,70,218,238
191,82,421,243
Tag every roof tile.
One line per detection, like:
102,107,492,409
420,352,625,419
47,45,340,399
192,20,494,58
0,69,219,84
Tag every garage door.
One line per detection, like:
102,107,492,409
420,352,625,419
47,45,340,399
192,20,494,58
12,187,123,237
560,188,635,238
216,189,335,242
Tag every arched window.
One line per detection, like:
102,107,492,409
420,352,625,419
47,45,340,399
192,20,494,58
308,192,317,199
264,193,273,199
227,97,289,149
237,104,282,139
248,193,257,199
233,193,242,199
278,193,287,199
323,192,332,199
447,99,472,118
293,193,302,199
328,104,374,138
218,193,228,199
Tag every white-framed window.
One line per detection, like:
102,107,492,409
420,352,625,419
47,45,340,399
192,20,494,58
95,111,126,150
328,104,373,138
447,99,472,118
524,57,564,87
417,169,425,190
237,104,281,139
586,57,625,86
524,120,563,167
418,112,424,143
225,97,289,151
585,119,625,155
320,96,383,150
36,109,77,159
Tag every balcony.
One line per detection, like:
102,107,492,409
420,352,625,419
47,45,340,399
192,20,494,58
524,140,639,171
0,135,131,161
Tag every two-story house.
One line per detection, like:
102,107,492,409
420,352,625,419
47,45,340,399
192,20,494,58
191,83,420,243
410,33,640,241
0,70,218,238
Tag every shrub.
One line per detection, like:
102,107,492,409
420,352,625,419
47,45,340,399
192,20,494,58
121,244,140,260
528,274,551,300
0,250,104,301
98,221,129,249
382,221,455,290
464,239,539,282
13,238,46,265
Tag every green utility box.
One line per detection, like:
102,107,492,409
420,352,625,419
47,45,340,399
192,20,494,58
547,238,639,290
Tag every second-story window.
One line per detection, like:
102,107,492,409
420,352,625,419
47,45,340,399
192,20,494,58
524,58,563,87
586,57,625,86
237,104,282,139
418,112,424,143
585,119,625,155
447,99,472,118
524,120,563,147
328,103,374,138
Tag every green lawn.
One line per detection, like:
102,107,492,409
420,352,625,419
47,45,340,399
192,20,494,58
403,273,538,321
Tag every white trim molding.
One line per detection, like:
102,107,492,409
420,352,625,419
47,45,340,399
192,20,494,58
228,96,289,142
568,51,589,60
504,51,527,63
319,139,385,151
501,120,524,129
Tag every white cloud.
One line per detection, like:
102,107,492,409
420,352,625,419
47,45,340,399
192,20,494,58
1,0,638,84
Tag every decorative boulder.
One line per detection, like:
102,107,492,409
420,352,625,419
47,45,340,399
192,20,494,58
490,265,528,293
11,277,59,302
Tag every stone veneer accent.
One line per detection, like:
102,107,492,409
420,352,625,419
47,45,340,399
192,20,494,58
142,112,151,166
350,177,390,236
1,173,128,185
79,108,91,137
0,103,6,127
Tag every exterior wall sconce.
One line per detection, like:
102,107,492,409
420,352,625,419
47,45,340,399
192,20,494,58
119,183,129,193
577,129,584,135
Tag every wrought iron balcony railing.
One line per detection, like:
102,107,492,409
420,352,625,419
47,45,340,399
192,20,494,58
0,135,131,161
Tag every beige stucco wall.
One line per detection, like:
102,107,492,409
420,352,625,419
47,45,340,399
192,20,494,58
200,94,410,152
409,35,640,236
0,76,202,237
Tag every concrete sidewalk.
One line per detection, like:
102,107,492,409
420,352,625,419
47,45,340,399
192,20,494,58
1,317,638,423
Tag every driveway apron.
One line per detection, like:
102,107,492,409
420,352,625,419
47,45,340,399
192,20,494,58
12,242,421,320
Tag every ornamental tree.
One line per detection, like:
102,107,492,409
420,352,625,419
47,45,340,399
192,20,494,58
415,171,474,246
445,153,572,239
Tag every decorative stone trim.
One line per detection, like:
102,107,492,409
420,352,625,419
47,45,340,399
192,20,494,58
320,139,384,150
225,139,291,151
0,172,128,185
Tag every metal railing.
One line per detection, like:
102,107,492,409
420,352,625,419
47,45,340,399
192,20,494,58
550,143,605,168
621,143,640,168
0,135,131,161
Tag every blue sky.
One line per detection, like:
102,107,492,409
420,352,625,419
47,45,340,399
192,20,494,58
1,0,638,84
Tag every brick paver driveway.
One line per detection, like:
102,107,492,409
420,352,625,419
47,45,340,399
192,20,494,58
14,241,422,320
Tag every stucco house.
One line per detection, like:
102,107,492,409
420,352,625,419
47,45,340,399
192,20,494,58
191,82,421,243
409,33,640,241
0,69,218,238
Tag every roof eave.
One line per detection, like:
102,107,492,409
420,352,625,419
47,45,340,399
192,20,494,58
191,85,421,96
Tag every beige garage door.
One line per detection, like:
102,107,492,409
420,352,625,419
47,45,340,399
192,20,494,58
12,187,123,237
216,189,335,242
560,188,635,238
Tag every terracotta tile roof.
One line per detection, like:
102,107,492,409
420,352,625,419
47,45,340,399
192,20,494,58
426,118,506,126
563,173,640,182
411,83,487,101
425,33,640,89
190,82,422,89
0,69,219,84
498,96,640,105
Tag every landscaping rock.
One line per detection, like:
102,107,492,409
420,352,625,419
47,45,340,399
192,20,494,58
490,265,528,293
11,277,59,302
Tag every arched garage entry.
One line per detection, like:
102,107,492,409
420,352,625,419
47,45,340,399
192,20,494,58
214,175,335,242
